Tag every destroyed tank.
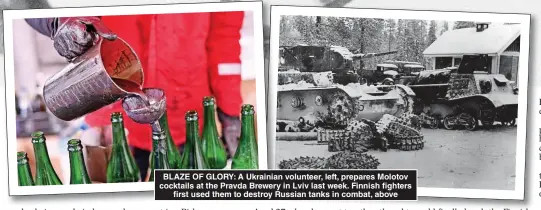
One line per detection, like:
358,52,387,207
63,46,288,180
279,45,397,85
408,54,518,130
276,45,425,152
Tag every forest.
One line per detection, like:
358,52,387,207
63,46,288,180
278,15,477,70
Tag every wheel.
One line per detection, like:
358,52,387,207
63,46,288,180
428,115,440,129
479,109,495,129
502,119,516,126
443,116,456,130
462,113,478,131
480,119,494,128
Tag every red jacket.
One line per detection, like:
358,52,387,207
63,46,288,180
84,12,244,151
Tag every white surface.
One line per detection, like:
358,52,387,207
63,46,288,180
0,0,541,209
424,24,521,56
4,1,267,196
268,5,529,200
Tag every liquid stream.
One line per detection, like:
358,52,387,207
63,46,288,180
112,78,162,122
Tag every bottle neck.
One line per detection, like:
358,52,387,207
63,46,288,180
17,159,34,186
186,120,199,147
112,121,129,147
152,131,169,170
158,111,172,136
153,131,167,154
33,141,55,171
203,105,218,133
240,114,256,142
69,149,91,184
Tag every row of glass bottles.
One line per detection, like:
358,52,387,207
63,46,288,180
17,96,258,186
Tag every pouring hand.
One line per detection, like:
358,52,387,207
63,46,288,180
52,17,117,61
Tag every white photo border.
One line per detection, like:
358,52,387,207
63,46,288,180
267,5,530,200
4,1,267,196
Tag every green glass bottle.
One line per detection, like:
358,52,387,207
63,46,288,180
106,112,140,183
68,139,92,184
179,111,209,169
32,131,63,185
201,96,227,169
17,151,34,186
231,105,259,169
151,111,182,170
149,130,170,181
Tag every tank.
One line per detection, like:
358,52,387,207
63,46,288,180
279,45,397,85
408,54,518,130
276,45,424,152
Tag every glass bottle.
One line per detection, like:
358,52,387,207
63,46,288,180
106,112,140,183
17,151,34,186
151,111,182,170
201,96,227,169
179,111,209,169
231,105,258,169
32,131,63,185
68,139,92,184
149,130,170,181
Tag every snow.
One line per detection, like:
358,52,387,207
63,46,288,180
404,64,425,69
277,81,315,91
384,70,399,76
312,71,334,86
423,24,521,56
377,63,398,68
329,46,354,60
276,126,517,190
417,69,451,79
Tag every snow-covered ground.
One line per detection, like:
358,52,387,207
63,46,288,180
275,125,517,190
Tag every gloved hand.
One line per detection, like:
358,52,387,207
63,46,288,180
52,17,117,61
217,108,241,157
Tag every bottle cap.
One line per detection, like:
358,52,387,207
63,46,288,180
31,131,46,143
203,96,216,106
17,151,28,164
185,110,199,121
67,139,83,152
111,112,123,122
241,104,255,115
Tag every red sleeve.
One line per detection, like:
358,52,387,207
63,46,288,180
206,11,244,117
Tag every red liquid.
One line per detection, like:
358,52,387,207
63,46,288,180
112,78,151,105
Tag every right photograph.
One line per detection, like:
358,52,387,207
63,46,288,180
268,5,530,200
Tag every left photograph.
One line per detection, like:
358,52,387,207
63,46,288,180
4,1,266,195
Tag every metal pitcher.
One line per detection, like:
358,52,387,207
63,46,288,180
43,37,144,121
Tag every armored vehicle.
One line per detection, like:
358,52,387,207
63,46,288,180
279,45,397,85
276,45,424,151
408,54,518,130
277,45,413,129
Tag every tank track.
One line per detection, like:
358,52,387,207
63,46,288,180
376,114,425,151
278,156,328,169
278,152,380,169
327,152,380,169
